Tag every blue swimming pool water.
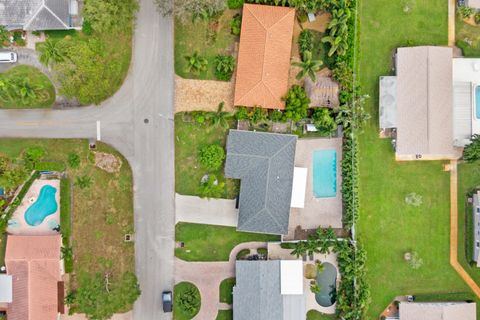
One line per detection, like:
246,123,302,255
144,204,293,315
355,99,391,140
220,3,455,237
24,185,58,226
313,149,337,198
476,86,480,119
315,262,337,307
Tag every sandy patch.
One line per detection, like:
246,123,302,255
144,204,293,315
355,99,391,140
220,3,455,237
301,12,332,33
175,75,236,113
94,152,122,173
8,179,60,236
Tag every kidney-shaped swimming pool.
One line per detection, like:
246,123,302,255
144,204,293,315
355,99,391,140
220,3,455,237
24,185,58,226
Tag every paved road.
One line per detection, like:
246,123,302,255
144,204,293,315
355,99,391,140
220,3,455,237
0,0,175,319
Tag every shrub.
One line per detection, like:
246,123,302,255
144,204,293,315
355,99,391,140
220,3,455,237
13,31,25,46
270,110,284,122
235,107,249,120
184,51,208,75
68,153,81,169
298,29,314,61
199,174,225,198
214,55,235,81
458,5,474,19
283,85,310,122
257,247,267,255
236,248,250,259
464,134,480,162
23,146,45,170
249,107,268,123
312,108,337,135
475,12,480,24
82,20,93,35
176,283,201,316
199,144,225,170
227,0,244,9
304,263,317,279
75,175,92,189
231,14,242,36
0,26,10,47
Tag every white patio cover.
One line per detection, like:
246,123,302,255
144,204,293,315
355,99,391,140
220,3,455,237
280,260,303,295
290,167,308,208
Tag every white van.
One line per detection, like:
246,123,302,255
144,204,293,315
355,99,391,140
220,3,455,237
0,51,17,63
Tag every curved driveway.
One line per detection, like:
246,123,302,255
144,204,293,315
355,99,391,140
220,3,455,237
0,0,175,319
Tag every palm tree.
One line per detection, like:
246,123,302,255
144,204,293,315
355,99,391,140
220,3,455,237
321,35,349,57
206,102,231,128
292,51,323,81
17,79,37,104
327,8,350,37
184,51,208,75
291,241,307,258
39,39,66,66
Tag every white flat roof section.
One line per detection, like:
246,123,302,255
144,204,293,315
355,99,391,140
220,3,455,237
280,260,303,295
453,58,480,82
379,76,397,129
0,274,12,303
453,82,473,146
291,167,308,209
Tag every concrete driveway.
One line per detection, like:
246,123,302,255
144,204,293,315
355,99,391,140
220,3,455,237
175,194,238,227
0,0,175,319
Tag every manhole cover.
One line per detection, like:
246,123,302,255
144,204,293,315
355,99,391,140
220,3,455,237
144,118,149,124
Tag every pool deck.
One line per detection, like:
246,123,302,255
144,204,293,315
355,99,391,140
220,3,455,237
288,137,343,238
7,179,61,236
267,242,338,315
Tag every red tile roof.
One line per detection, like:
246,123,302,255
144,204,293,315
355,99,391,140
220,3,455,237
5,235,62,320
233,4,295,109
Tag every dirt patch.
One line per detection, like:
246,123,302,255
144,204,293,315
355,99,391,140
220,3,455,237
301,12,331,33
94,152,122,173
175,75,236,113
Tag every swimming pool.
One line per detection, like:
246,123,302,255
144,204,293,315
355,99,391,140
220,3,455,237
24,185,58,226
315,262,337,307
476,85,480,119
312,149,337,198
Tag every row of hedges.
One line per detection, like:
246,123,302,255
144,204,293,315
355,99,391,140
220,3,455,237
34,161,66,172
60,177,73,273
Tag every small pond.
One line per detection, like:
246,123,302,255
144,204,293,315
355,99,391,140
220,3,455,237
315,262,337,307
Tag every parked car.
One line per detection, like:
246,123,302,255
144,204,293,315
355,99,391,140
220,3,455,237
0,51,17,63
162,291,173,312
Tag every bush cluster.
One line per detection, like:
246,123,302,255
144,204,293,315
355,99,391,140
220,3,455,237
199,144,225,170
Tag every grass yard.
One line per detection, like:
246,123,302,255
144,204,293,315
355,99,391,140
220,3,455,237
0,139,134,295
216,310,233,320
175,223,279,261
456,15,480,57
306,310,337,320
357,0,478,318
0,65,55,109
174,281,201,320
174,10,238,80
219,277,236,304
174,114,239,199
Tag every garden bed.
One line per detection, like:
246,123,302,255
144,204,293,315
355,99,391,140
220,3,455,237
174,9,238,80
0,65,55,109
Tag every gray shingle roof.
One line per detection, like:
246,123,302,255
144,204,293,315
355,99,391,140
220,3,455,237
225,130,297,235
0,0,70,31
399,302,476,320
233,261,283,320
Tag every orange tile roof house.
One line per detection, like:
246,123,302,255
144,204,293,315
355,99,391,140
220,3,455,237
5,235,63,320
233,4,295,109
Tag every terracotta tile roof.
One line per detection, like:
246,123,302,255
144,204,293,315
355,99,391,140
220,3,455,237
233,4,295,109
5,235,62,320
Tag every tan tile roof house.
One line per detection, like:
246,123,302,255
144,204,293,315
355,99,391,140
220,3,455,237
379,46,463,160
5,235,63,320
399,302,476,320
233,4,295,109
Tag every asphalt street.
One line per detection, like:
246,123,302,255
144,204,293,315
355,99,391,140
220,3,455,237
0,0,175,319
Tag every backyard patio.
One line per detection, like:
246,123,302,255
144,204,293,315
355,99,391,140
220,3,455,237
7,178,60,236
287,136,343,239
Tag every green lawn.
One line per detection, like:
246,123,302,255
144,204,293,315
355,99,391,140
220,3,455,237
357,0,477,318
174,113,239,199
215,310,233,320
174,10,238,80
0,139,135,302
174,281,201,320
175,223,279,261
219,277,236,304
0,65,55,108
456,15,480,57
306,310,337,320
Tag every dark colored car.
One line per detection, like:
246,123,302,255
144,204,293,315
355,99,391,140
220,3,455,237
162,291,173,312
